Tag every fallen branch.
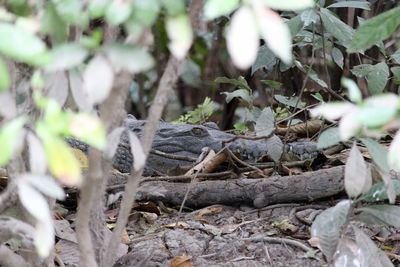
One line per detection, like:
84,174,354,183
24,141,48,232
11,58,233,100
136,166,345,208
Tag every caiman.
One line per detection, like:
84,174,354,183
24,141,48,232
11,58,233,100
68,116,319,176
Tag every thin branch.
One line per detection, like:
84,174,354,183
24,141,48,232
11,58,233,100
75,149,102,267
103,3,204,266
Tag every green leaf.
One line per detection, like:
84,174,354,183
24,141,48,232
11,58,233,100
88,0,110,18
162,0,185,16
45,43,88,72
317,127,341,149
300,9,318,27
41,2,68,43
166,14,193,59
0,58,10,91
175,97,216,124
105,0,132,25
104,44,155,73
348,6,400,52
215,76,252,91
351,63,389,94
222,89,253,104
320,8,355,47
262,0,314,11
345,143,371,197
359,180,400,202
83,55,114,106
353,227,393,267
331,47,343,69
251,44,277,75
286,15,304,36
0,23,49,65
360,138,389,172
391,66,400,85
358,94,398,127
131,0,161,26
341,78,361,103
260,80,282,89
390,48,400,64
327,1,370,10
37,126,82,186
204,0,239,20
359,205,400,227
255,107,274,137
0,116,27,166
274,95,306,108
311,200,351,261
53,0,82,24
68,113,106,150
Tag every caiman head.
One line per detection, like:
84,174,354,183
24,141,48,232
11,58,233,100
115,119,236,175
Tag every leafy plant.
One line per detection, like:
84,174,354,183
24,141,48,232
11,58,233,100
175,97,216,124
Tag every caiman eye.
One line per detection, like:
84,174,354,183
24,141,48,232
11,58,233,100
191,127,207,136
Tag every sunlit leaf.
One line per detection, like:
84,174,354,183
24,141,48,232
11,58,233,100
20,173,65,200
0,92,17,119
0,22,49,65
348,6,400,52
18,182,52,223
317,127,341,149
358,94,398,127
83,55,114,106
45,43,88,72
27,132,47,174
105,0,132,25
68,70,92,111
37,128,82,186
255,7,292,64
226,6,259,69
127,131,146,170
255,107,274,136
204,0,239,20
262,0,314,11
341,78,361,103
311,200,351,261
166,14,193,60
34,220,54,259
310,102,355,121
0,117,26,166
68,113,106,150
0,57,10,91
345,143,370,197
105,127,125,160
104,44,155,73
339,111,361,140
162,0,185,16
388,130,400,172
